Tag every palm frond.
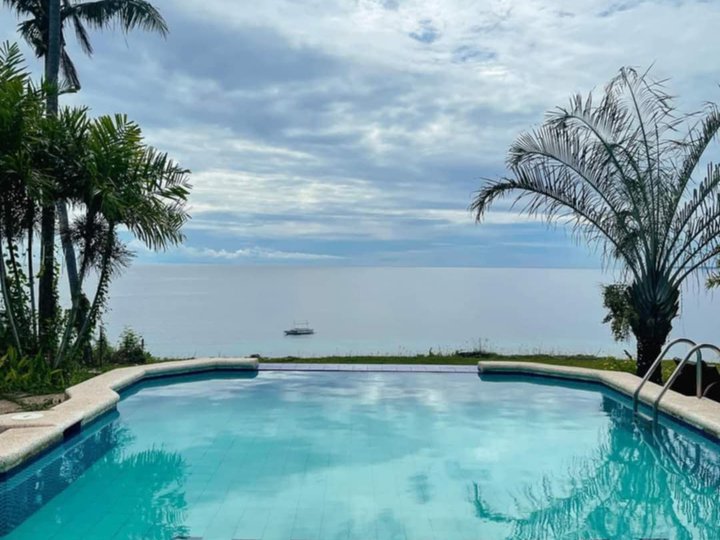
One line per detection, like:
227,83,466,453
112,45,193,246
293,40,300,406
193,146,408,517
472,164,640,276
63,0,94,56
1,0,42,18
7,0,167,92
16,19,45,57
665,163,720,274
59,47,81,90
0,42,28,82
64,0,168,36
545,93,655,243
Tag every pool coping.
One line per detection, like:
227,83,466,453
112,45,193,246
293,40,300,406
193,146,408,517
0,357,257,474
478,361,720,440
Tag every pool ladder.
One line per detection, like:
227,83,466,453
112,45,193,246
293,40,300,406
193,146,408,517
632,337,720,421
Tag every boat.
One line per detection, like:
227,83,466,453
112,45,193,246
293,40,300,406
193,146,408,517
284,322,315,336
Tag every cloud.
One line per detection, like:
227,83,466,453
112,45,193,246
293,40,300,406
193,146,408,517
4,0,720,266
126,239,341,262
180,246,343,261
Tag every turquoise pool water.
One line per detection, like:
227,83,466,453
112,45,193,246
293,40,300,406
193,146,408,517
1,370,720,539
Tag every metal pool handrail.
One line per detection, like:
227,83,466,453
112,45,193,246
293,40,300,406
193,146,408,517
652,343,720,420
632,337,696,414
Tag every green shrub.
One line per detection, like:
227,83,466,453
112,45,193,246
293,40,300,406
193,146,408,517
108,328,150,365
0,347,65,393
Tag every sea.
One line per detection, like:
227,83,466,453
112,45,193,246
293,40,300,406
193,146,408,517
99,266,720,359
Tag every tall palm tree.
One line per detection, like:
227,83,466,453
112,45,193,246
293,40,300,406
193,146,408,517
0,45,189,366
3,0,168,352
3,0,168,91
53,112,190,366
472,68,720,381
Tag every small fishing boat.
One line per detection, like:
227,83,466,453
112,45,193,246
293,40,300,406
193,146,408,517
284,321,315,336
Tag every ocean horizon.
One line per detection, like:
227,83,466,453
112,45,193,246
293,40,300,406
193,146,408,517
100,265,720,359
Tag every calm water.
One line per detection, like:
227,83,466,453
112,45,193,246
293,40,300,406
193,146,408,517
100,266,720,358
2,371,720,539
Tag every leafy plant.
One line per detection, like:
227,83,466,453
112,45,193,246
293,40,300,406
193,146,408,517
601,284,635,342
0,347,65,393
108,327,150,365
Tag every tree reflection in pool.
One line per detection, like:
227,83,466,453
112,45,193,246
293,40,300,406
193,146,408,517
470,396,720,540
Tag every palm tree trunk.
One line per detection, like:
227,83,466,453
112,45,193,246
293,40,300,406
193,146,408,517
628,278,678,385
4,218,20,283
42,1,83,339
37,206,56,351
0,233,23,355
4,216,22,292
635,326,671,384
27,220,37,342
54,224,113,368
44,0,61,117
38,0,61,354
74,228,114,351
57,201,81,318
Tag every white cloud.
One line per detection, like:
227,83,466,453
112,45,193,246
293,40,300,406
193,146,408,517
180,246,343,261
126,239,341,261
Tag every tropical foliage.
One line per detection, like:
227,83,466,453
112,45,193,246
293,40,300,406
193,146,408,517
473,67,720,381
3,0,168,376
601,283,634,342
0,43,190,378
0,346,65,393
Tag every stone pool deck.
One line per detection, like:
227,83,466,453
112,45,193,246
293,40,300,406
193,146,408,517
2,358,720,475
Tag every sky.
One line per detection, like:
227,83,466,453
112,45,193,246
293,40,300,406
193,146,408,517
3,0,720,267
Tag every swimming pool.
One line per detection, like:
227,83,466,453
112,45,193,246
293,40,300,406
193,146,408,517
1,370,719,539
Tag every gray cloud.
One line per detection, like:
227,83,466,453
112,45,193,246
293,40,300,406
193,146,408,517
3,0,720,266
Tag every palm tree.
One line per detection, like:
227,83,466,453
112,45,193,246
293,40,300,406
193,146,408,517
53,112,190,366
2,0,168,353
472,68,720,381
0,42,46,356
3,0,168,91
0,44,189,367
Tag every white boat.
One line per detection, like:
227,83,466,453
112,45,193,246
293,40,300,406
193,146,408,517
284,321,315,336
